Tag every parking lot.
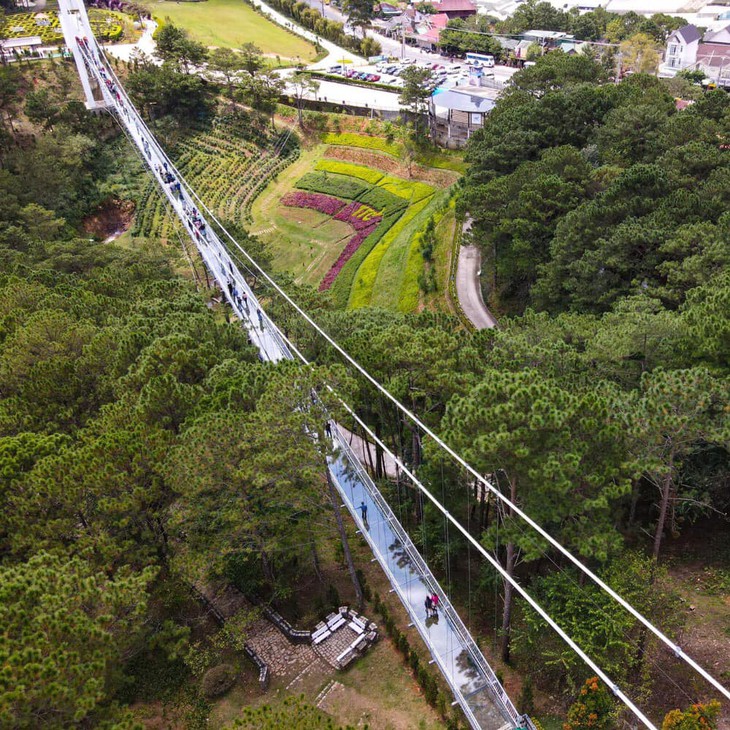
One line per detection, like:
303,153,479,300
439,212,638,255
324,56,508,93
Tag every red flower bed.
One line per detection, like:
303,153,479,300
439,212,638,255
319,228,376,291
282,193,383,291
281,191,346,216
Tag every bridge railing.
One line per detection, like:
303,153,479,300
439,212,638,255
71,33,531,730
330,428,526,729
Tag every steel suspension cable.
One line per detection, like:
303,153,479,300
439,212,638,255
87,40,730,705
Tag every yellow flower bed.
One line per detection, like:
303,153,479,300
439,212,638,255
315,158,384,184
322,132,400,157
377,175,434,202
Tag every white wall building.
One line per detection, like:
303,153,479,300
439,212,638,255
663,24,701,72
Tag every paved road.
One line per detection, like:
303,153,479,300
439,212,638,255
456,244,498,330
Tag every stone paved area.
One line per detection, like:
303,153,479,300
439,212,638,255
246,620,320,678
314,625,359,668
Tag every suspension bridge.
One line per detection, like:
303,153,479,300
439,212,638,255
58,2,729,727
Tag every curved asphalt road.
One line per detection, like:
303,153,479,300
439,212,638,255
456,244,498,330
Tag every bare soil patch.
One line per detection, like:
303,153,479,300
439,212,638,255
83,197,136,241
323,146,459,189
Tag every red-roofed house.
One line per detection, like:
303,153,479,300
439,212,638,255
408,12,450,49
433,0,476,20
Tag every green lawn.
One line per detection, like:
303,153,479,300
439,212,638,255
148,0,316,61
264,207,353,288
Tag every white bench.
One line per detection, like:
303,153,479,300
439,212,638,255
312,628,331,645
351,615,367,630
327,615,346,632
351,634,367,651
336,647,353,665
348,620,364,635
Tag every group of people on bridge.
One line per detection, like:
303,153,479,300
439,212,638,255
77,34,275,355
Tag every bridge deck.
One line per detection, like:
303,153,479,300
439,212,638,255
66,28,525,730
329,428,519,729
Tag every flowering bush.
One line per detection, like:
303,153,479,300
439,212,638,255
319,228,375,291
280,192,346,217
661,701,721,730
377,176,435,203
334,202,382,231
563,677,614,730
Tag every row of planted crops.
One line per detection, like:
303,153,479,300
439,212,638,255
282,151,441,310
132,119,299,240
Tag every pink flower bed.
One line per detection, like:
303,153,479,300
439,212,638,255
282,193,382,291
281,191,346,217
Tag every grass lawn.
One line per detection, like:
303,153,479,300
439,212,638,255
147,0,316,61
266,207,353,287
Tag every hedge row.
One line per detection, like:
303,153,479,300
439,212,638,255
358,186,407,216
378,175,435,203
295,171,369,200
372,592,463,730
349,197,431,309
329,209,403,309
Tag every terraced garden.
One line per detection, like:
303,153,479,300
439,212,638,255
250,134,459,312
132,116,299,241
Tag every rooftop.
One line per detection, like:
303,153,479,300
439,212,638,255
431,87,498,113
1,35,42,49
435,0,477,11
671,24,702,45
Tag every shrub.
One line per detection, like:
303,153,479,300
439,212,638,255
564,676,615,730
200,663,237,699
408,648,420,672
349,199,428,310
661,701,721,730
281,191,347,217
326,583,340,610
295,171,368,200
329,213,401,308
397,632,410,658
358,186,408,216
377,175,434,202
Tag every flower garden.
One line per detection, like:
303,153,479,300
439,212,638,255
275,141,448,310
0,10,130,45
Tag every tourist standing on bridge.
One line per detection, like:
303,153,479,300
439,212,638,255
425,594,433,617
358,501,368,523
257,307,264,329
431,593,439,613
